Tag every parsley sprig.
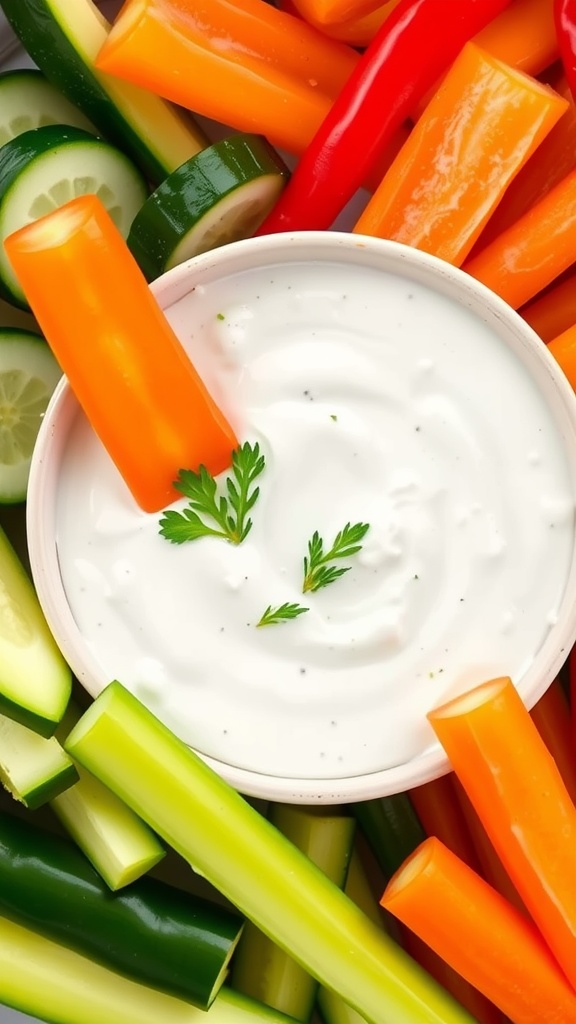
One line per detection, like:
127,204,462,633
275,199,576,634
257,603,310,627
159,442,265,545
302,522,370,593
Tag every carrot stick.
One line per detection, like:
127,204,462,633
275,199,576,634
354,43,568,267
463,165,576,308
470,75,576,252
548,322,576,390
382,837,576,1024
288,0,401,33
451,778,528,916
278,0,391,47
570,647,576,740
408,775,483,874
520,263,576,341
96,0,358,156
428,676,576,990
411,0,559,121
530,678,576,805
4,195,238,513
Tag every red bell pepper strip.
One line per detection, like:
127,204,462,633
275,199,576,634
554,0,576,104
256,0,515,234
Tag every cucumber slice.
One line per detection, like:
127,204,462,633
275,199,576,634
0,328,62,503
0,522,71,737
127,135,290,280
0,68,97,147
0,712,78,808
0,0,208,184
0,124,148,308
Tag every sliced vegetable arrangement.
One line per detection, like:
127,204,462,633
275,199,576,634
1,2,576,1024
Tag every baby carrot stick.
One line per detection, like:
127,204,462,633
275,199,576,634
354,43,568,266
95,0,358,156
463,166,576,308
408,775,482,874
530,678,576,805
428,677,576,990
382,837,576,1024
548,322,576,391
4,195,238,513
278,0,392,47
520,264,576,340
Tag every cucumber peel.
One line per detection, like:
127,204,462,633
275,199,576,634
0,711,77,807
127,134,289,280
0,0,208,183
65,682,477,1024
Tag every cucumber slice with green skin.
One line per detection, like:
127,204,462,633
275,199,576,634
0,915,292,1024
0,328,62,503
0,68,97,148
0,522,71,736
127,135,290,281
65,682,477,1024
0,713,78,808
52,699,166,890
0,812,243,1007
0,0,209,184
0,124,148,309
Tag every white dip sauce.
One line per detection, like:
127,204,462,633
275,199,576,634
55,255,575,781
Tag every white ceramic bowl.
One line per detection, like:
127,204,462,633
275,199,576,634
27,232,576,803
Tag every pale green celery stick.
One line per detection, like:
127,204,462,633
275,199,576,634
65,682,477,1024
232,805,356,1020
52,699,165,889
0,711,77,809
0,913,296,1024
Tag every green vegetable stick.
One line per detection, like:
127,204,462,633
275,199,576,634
65,682,477,1024
354,795,427,880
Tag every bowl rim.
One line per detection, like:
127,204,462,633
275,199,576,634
27,230,576,802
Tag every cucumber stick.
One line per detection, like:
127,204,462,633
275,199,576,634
0,124,148,308
0,522,71,736
65,682,476,1024
0,0,208,183
0,712,77,807
0,914,292,1024
232,806,355,1021
52,699,166,890
128,136,289,280
0,811,243,1007
0,68,97,147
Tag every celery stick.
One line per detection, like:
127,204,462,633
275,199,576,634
65,682,477,1024
0,912,294,1024
232,805,355,1020
52,699,165,888
0,711,77,808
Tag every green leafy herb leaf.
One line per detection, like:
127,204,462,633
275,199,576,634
257,603,310,627
302,521,370,593
159,442,265,546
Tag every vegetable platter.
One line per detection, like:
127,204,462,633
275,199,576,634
0,2,575,1024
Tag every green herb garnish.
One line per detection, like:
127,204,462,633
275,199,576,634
257,603,310,627
159,442,265,545
302,522,370,593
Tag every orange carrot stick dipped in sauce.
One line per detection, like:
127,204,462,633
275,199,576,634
382,837,576,1024
4,195,238,513
428,676,576,991
354,43,568,266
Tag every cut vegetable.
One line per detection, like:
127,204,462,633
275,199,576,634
0,811,243,1007
0,124,148,309
0,0,208,183
520,264,576,341
0,714,77,808
128,135,289,280
0,327,62,503
408,775,482,873
0,521,71,736
353,795,426,880
5,195,238,513
382,837,576,1024
0,914,293,1024
52,699,166,889
0,68,96,148
65,681,478,1024
428,676,576,991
